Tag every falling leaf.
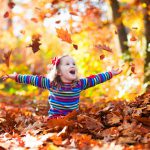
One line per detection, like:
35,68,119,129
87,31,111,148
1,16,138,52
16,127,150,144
31,18,38,23
20,30,25,34
55,20,61,24
3,50,12,67
3,11,9,18
73,44,78,50
8,2,15,9
95,44,112,53
131,66,136,74
56,28,72,44
27,34,41,53
100,54,105,60
70,11,78,16
130,36,137,41
115,30,118,34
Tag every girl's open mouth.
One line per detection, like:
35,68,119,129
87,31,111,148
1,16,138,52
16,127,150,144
69,70,75,75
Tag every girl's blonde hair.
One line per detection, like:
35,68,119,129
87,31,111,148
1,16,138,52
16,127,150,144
46,55,78,86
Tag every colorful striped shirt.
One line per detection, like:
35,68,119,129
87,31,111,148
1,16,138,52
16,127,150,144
15,72,113,117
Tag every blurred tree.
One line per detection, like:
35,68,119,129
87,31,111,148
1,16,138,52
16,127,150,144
110,0,129,54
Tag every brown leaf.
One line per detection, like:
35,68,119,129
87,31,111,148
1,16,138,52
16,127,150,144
100,54,105,60
55,20,61,24
3,11,9,18
95,44,112,53
3,50,12,67
56,28,72,43
8,2,15,9
27,34,41,53
73,44,78,50
20,30,25,34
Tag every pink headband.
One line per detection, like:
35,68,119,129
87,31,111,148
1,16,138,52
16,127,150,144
51,57,60,66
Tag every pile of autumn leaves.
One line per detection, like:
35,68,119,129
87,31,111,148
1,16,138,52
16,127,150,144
0,90,149,150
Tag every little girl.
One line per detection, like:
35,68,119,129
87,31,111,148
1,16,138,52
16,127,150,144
2,55,122,119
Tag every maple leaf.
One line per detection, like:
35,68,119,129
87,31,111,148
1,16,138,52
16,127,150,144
3,50,12,67
8,2,15,9
73,44,78,50
95,44,113,53
27,34,41,53
3,11,9,18
56,28,72,44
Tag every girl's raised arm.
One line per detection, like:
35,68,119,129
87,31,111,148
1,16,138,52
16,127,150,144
79,67,122,91
2,73,51,90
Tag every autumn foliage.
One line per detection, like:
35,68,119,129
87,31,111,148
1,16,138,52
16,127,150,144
0,90,150,149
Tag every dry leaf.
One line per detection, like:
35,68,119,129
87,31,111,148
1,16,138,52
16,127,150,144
8,2,15,9
95,44,112,53
56,28,72,43
27,34,41,53
3,11,9,18
3,50,12,67
31,18,38,23
100,54,105,60
73,44,78,50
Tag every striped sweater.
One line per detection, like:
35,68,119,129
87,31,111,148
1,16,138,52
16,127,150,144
15,72,113,117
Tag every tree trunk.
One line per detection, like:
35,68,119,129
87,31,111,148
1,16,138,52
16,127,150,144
110,0,129,54
142,0,150,86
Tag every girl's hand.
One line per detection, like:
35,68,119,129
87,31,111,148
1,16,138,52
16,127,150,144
1,72,17,81
111,67,122,76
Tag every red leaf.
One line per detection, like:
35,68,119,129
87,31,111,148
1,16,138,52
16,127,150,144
3,50,12,67
31,18,38,23
3,11,9,18
73,44,78,50
95,44,112,53
27,34,41,53
100,54,105,60
130,63,136,74
56,28,72,44
8,2,15,9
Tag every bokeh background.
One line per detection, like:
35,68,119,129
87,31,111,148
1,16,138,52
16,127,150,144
0,0,149,102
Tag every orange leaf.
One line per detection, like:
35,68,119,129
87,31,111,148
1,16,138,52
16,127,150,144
100,54,105,60
56,28,72,44
73,44,78,50
3,11,9,18
130,36,137,41
27,34,41,53
31,18,38,23
3,50,12,67
95,44,112,53
70,11,78,16
8,2,15,9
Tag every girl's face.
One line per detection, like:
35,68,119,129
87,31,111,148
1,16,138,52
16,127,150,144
58,56,77,83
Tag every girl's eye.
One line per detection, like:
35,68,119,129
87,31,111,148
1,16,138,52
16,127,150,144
73,63,76,66
66,63,69,65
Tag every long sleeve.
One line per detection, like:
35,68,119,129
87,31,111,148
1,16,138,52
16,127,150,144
79,72,113,91
15,74,51,90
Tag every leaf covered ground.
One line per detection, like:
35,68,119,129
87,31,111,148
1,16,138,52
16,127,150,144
0,90,150,150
